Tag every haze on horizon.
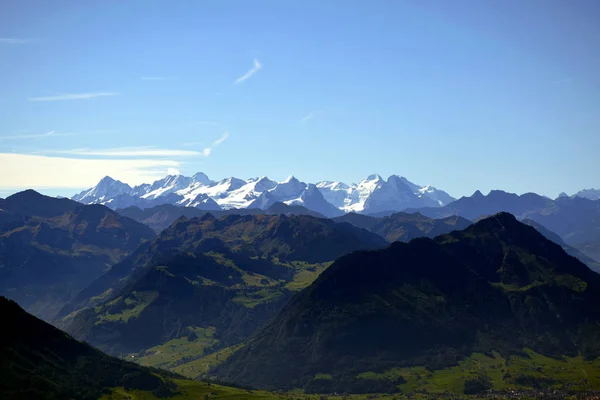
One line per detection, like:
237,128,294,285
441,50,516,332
1,0,599,199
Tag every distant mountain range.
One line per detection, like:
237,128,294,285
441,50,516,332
72,173,456,217
562,188,600,201
71,176,600,269
70,172,599,219
333,212,471,242
406,190,600,263
116,202,329,233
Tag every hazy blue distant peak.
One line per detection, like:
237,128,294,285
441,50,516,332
574,189,600,200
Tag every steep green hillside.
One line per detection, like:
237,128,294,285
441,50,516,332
2,295,351,400
0,296,178,400
0,191,155,320
216,213,600,393
62,214,386,364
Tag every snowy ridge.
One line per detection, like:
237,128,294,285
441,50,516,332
71,173,456,217
72,176,133,204
572,189,600,201
316,174,454,213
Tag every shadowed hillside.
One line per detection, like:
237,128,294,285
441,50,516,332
0,191,155,320
335,212,471,242
216,213,600,393
61,213,386,362
0,296,178,400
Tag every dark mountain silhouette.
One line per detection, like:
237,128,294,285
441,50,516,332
0,191,155,320
216,213,600,392
0,296,177,400
406,190,553,221
334,212,471,242
266,201,327,219
117,204,209,233
117,203,324,234
332,212,381,230
410,191,600,265
0,189,80,218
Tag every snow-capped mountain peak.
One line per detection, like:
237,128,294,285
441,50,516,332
140,174,192,200
251,176,278,192
364,173,383,182
574,188,600,200
187,193,220,210
282,183,344,217
281,175,298,184
316,181,350,191
317,174,455,213
72,176,132,204
72,173,456,216
390,175,420,193
192,172,213,186
272,176,305,197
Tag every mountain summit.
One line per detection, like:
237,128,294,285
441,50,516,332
72,173,455,217
0,191,155,320
72,176,133,204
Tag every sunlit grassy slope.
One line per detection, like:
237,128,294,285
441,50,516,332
117,347,600,398
134,327,220,370
172,344,244,379
102,380,281,400
102,361,600,400
357,349,600,394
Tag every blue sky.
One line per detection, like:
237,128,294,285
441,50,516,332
1,0,599,198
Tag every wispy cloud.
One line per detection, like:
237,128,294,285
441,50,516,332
183,121,228,146
0,38,34,45
0,131,67,140
28,92,119,102
0,133,229,189
46,146,202,157
234,58,262,84
301,113,315,124
0,129,117,141
300,110,322,124
140,76,178,81
0,153,180,189
202,132,229,156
